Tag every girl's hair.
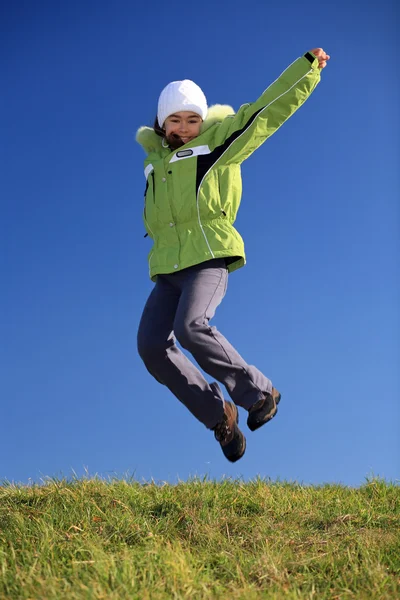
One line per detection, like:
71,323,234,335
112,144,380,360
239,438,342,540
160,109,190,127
153,117,165,138
153,116,186,150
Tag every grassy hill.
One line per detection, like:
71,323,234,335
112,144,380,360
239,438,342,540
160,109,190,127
0,477,399,599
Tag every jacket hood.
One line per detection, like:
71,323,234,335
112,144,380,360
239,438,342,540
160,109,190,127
135,104,235,154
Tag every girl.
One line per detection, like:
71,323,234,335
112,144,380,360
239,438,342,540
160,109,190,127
136,48,330,462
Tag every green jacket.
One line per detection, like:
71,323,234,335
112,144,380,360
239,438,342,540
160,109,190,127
136,53,321,281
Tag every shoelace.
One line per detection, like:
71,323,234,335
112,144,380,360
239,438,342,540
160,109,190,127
214,420,231,443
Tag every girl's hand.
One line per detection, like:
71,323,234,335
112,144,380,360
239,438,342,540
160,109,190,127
309,48,330,69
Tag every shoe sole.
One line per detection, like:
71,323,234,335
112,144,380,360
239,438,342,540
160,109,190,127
247,393,281,432
225,435,246,462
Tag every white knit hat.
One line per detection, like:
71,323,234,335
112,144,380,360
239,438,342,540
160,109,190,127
157,80,208,128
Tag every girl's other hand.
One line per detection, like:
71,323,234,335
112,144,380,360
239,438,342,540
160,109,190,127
309,48,330,69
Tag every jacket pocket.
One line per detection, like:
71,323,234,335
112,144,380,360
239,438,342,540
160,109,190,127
143,180,149,219
216,169,227,217
151,171,155,202
143,177,155,238
144,172,156,216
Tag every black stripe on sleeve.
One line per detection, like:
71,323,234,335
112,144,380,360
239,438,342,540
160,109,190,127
195,105,265,193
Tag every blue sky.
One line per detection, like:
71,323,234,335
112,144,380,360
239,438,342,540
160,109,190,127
1,0,399,486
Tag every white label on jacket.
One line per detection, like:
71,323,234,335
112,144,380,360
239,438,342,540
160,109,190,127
144,164,154,180
176,149,193,158
169,145,211,163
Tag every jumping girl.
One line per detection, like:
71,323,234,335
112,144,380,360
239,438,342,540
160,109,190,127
136,48,330,462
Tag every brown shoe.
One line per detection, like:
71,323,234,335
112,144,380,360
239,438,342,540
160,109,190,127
212,401,246,462
247,388,281,432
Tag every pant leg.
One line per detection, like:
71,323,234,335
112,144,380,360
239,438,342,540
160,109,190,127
172,259,273,410
137,275,224,428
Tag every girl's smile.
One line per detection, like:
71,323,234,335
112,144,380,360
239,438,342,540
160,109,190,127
164,111,202,148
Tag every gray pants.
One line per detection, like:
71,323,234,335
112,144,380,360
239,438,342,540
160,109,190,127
137,259,272,429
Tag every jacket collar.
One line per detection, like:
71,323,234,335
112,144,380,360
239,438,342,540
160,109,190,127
135,104,235,154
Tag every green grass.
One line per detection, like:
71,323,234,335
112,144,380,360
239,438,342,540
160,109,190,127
0,477,399,599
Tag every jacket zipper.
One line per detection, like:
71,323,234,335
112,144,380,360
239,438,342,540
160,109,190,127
164,169,182,265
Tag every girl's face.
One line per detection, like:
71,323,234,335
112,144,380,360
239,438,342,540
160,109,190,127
164,111,202,148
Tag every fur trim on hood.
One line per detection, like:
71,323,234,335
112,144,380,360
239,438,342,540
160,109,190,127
135,104,235,154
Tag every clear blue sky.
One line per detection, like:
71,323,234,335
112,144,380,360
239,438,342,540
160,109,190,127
1,0,399,486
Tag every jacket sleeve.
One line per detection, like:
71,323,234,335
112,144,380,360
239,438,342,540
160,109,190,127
210,53,321,165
